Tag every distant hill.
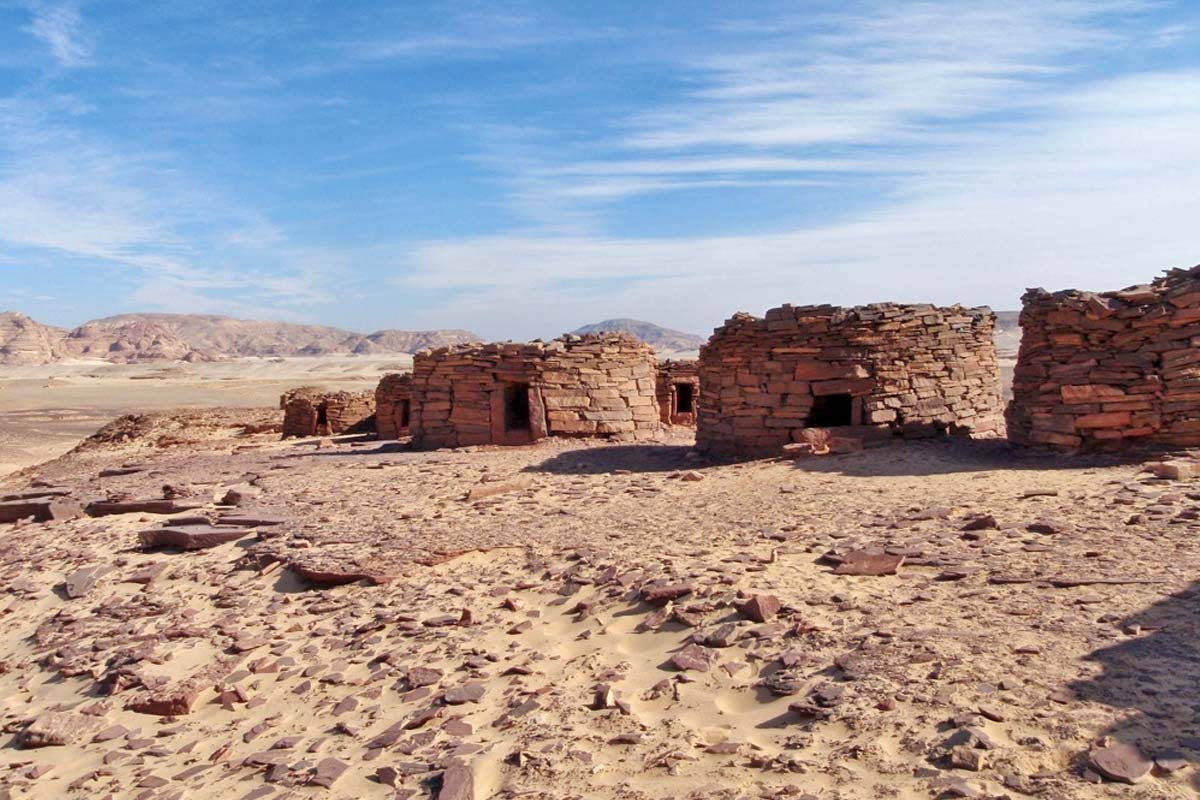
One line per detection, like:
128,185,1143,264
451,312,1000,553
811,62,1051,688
355,329,481,354
571,318,707,353
0,312,71,365
0,311,483,365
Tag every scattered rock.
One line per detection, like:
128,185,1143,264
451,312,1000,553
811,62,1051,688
833,550,904,576
1089,741,1152,784
739,593,781,623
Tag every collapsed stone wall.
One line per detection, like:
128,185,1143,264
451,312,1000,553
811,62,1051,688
410,333,660,449
280,388,375,438
1007,264,1200,450
697,303,1003,458
375,373,413,439
657,360,700,426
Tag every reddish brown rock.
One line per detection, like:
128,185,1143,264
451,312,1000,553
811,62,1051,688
671,644,718,672
438,762,474,800
739,594,781,623
85,499,203,517
641,581,695,604
19,712,95,747
138,525,252,550
832,550,904,576
0,499,83,523
1088,742,1152,784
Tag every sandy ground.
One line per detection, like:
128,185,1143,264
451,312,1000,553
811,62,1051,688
0,356,410,477
0,409,1197,799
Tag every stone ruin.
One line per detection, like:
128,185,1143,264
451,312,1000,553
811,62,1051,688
410,333,660,449
657,359,700,426
1007,264,1200,451
697,303,1003,458
280,387,375,439
375,373,413,439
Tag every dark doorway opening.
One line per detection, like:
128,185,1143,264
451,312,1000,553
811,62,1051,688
504,383,531,431
316,405,328,426
400,400,411,429
675,383,694,414
807,393,853,427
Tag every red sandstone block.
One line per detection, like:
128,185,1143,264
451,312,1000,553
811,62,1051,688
1074,411,1132,429
1060,384,1126,404
1029,430,1082,447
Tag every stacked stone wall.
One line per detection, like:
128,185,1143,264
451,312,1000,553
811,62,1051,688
410,334,661,449
1007,264,1200,450
280,388,375,438
375,373,413,439
697,303,1002,458
657,360,700,426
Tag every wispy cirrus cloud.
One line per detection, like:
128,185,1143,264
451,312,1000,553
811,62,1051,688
392,1,1200,338
22,1,92,68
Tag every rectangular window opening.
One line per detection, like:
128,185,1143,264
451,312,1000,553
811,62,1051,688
807,393,853,427
675,382,694,414
503,383,531,432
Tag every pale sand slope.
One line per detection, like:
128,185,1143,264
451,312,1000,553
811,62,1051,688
0,414,1196,799
0,356,411,477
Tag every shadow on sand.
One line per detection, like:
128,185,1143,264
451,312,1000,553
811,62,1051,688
524,435,1158,478
523,444,697,475
1069,582,1200,790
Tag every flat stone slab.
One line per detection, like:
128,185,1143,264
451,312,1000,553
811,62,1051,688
0,499,83,523
833,550,904,576
139,525,253,550
1089,742,1152,784
86,499,204,517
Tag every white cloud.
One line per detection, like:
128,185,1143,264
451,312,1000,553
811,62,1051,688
384,1,1200,338
396,63,1200,337
24,2,92,68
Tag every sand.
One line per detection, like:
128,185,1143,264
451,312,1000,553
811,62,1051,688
0,356,410,477
0,405,1197,799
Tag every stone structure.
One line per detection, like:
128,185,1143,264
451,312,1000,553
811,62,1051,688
1007,264,1200,450
697,303,1003,458
410,333,660,449
657,360,700,426
375,373,413,439
280,387,374,438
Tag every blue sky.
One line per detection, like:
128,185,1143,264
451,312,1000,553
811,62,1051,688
1,1,1198,339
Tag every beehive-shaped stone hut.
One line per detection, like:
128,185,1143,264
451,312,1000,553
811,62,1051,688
657,360,700,426
280,388,375,438
375,373,413,439
410,333,660,449
1007,264,1200,451
697,303,1003,458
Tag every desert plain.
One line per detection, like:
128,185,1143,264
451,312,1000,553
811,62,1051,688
1,353,1196,800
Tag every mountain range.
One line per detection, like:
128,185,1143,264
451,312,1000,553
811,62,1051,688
0,312,711,365
0,312,482,366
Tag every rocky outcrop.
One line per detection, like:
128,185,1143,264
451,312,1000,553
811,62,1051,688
356,329,481,354
66,317,206,362
0,311,70,365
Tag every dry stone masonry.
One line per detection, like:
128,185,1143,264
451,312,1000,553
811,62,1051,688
280,387,375,438
657,359,700,426
410,333,661,448
697,303,1003,458
1007,264,1200,451
375,373,413,439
